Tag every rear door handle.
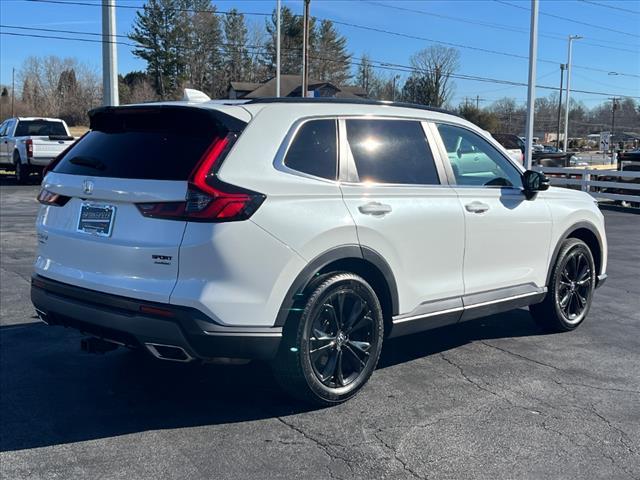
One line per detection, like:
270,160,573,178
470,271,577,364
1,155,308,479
465,201,490,214
358,202,392,216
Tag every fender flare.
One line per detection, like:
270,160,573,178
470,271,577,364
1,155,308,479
274,244,399,327
546,221,604,286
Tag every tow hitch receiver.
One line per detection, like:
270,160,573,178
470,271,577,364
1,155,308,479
80,337,119,354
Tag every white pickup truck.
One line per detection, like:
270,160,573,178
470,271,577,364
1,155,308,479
0,117,76,183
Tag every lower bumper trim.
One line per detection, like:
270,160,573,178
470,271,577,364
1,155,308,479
31,274,281,360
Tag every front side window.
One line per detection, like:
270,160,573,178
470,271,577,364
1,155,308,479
345,119,439,185
284,119,337,180
436,123,522,188
0,122,7,136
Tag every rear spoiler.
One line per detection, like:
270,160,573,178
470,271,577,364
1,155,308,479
88,104,247,134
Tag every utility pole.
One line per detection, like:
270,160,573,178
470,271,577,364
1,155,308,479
102,0,119,106
276,0,281,97
301,0,310,97
556,63,565,150
11,67,15,117
610,97,618,154
475,95,485,110
563,34,582,154
392,74,399,102
524,0,539,170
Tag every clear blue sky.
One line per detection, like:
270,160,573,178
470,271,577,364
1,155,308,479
1,0,639,108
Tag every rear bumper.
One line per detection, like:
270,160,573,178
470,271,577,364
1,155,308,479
30,275,282,361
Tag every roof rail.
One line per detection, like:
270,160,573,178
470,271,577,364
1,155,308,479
245,97,459,117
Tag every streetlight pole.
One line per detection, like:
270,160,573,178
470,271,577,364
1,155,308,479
556,63,565,150
524,0,539,170
276,0,281,97
11,67,15,117
562,34,582,153
301,0,310,97
101,0,119,106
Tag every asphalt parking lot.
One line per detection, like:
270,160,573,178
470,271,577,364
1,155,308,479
1,176,639,480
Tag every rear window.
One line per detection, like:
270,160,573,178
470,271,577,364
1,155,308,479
15,120,67,137
53,107,243,180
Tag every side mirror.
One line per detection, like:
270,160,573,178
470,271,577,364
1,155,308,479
522,170,549,198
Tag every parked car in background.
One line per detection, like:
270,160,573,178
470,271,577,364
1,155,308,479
490,133,524,164
0,117,75,183
32,96,607,405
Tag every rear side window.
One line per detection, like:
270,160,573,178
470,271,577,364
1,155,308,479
284,119,337,180
53,107,243,180
15,120,67,136
345,119,439,185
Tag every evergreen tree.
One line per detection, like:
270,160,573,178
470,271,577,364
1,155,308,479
129,0,182,98
263,6,315,77
223,9,250,83
178,0,223,97
311,20,350,85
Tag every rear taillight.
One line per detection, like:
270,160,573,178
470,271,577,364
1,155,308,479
25,139,33,158
136,134,265,222
37,188,70,207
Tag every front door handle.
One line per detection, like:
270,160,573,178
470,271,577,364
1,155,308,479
358,201,392,216
465,201,490,214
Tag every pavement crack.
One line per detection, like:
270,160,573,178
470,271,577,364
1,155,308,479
439,352,500,399
372,430,429,480
589,403,638,456
479,341,562,371
276,416,354,479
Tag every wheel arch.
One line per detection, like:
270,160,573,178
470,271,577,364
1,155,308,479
274,245,399,336
546,222,603,286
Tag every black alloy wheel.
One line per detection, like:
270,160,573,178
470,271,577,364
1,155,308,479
530,238,596,332
273,272,384,406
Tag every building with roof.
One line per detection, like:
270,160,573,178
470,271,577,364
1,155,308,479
227,75,367,100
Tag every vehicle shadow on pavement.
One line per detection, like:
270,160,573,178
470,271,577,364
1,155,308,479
0,171,42,186
0,309,545,453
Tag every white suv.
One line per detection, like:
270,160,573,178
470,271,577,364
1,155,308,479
31,97,607,405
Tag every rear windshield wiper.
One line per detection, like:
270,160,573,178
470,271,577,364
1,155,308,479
68,156,106,170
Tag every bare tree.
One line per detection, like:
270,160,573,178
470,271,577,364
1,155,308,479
18,55,101,125
403,45,460,107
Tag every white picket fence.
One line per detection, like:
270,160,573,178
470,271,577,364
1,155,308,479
533,166,640,203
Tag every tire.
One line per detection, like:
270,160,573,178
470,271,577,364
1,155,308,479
530,238,596,332
272,272,384,406
14,152,30,184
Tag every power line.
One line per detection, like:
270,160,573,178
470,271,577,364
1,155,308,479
19,0,640,79
23,0,270,16
494,0,640,39
3,28,639,101
578,0,640,15
363,0,639,52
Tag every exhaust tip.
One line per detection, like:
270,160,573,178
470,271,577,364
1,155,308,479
35,308,50,325
145,343,193,363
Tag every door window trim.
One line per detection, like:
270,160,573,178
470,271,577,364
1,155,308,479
427,120,526,191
